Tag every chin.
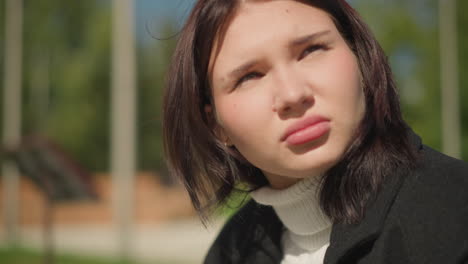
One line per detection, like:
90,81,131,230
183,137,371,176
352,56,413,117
292,149,345,177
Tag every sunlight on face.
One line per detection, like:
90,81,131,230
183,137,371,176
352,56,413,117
210,0,365,189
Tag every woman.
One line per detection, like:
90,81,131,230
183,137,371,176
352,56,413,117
163,0,468,263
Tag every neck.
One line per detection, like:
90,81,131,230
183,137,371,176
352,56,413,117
262,171,320,190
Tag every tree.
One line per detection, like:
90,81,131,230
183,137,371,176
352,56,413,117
137,21,177,181
354,0,467,161
1,0,181,175
21,0,112,171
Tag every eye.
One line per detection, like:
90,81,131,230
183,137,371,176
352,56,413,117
299,43,327,60
235,72,263,87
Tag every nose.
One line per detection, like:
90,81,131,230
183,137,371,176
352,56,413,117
272,67,314,116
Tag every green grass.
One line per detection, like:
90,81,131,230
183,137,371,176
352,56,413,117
0,247,180,264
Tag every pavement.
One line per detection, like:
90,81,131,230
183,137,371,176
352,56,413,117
0,218,225,264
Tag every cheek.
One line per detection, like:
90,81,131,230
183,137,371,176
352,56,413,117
328,53,363,112
311,51,364,132
216,96,256,136
215,92,272,144
215,101,239,135
336,77,365,127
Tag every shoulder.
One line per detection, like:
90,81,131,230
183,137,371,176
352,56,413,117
403,144,468,201
208,200,265,249
397,144,468,218
391,129,468,207
388,145,468,262
419,144,468,177
204,199,282,264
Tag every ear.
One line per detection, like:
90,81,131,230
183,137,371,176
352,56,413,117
205,104,233,146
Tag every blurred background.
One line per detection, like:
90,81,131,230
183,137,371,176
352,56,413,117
0,0,466,263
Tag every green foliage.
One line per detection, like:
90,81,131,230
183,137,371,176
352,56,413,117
457,0,468,160
354,0,467,161
0,246,188,264
0,247,137,264
137,21,178,179
0,0,4,138
15,1,179,174
21,0,112,171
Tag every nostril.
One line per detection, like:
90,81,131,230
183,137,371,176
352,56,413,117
301,98,313,107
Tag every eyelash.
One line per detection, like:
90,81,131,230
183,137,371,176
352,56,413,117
299,43,327,60
235,72,263,87
234,43,328,88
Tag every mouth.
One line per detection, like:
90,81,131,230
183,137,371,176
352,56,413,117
281,115,330,146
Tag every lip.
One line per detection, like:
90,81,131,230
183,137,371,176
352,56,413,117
281,115,330,146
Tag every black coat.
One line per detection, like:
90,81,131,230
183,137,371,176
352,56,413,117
204,135,468,264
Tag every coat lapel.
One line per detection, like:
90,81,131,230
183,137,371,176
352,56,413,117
247,204,284,264
324,171,406,264
324,131,422,264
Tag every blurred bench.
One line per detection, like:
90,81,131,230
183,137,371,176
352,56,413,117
4,135,97,264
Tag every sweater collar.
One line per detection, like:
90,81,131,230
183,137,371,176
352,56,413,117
251,175,331,251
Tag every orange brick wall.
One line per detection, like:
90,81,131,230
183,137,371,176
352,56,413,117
0,172,195,227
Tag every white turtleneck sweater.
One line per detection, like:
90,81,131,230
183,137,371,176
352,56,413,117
250,176,332,264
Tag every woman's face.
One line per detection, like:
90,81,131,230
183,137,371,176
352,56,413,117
209,0,365,189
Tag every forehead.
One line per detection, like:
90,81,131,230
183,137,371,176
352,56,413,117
209,0,336,78
228,1,333,44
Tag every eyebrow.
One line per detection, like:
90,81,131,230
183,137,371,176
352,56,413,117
228,60,259,81
226,30,331,81
289,30,331,48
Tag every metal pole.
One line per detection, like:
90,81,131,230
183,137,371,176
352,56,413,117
2,0,23,247
439,0,461,158
111,0,137,260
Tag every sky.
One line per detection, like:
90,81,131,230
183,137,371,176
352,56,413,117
135,0,195,44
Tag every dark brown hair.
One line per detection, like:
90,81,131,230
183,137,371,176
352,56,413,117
163,0,416,224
